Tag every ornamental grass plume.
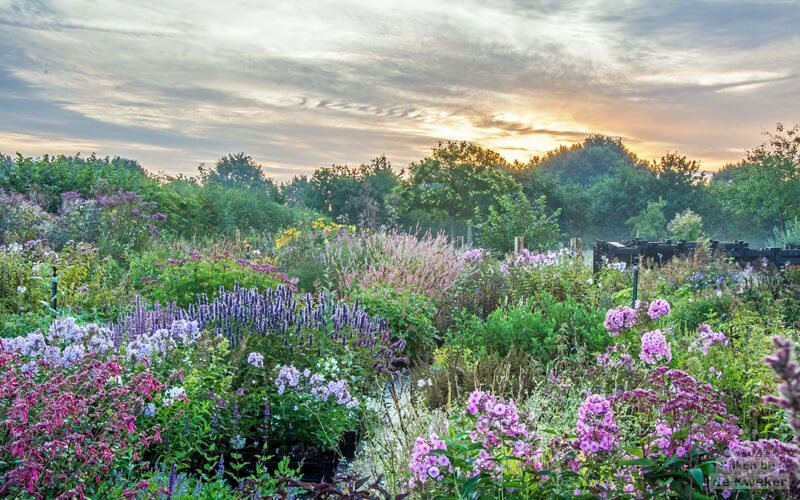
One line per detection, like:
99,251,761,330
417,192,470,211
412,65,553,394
323,231,472,303
763,336,800,434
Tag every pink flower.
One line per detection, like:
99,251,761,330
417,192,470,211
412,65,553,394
647,299,671,320
640,330,672,365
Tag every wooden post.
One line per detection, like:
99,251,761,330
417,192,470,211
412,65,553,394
514,236,524,255
570,237,583,259
466,225,473,246
456,235,464,248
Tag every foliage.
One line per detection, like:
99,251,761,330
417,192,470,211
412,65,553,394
130,249,295,307
625,197,667,239
349,285,439,363
473,192,562,254
399,141,521,234
0,188,50,243
451,293,609,364
767,216,800,247
668,208,704,241
301,155,399,227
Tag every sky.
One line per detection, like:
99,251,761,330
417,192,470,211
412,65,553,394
0,0,798,180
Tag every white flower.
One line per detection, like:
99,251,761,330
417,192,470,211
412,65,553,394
16,286,26,294
163,386,187,407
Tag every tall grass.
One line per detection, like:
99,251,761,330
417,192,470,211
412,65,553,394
322,231,473,302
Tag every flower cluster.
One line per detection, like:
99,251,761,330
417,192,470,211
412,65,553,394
247,352,264,368
163,386,188,406
459,248,486,263
125,319,200,364
0,350,164,499
639,330,672,365
408,433,451,486
273,364,358,409
603,305,638,337
2,317,115,369
763,336,800,434
575,394,619,454
464,391,538,474
616,368,741,458
114,284,404,374
646,299,671,320
689,323,727,355
724,439,800,483
499,249,563,273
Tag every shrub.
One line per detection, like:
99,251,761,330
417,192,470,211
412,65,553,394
130,249,296,307
349,285,439,363
0,188,50,244
473,192,561,255
668,208,704,241
450,293,609,364
501,251,598,304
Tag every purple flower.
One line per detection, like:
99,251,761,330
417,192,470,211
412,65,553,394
639,329,672,365
603,305,637,336
647,299,671,320
247,352,264,368
689,323,727,355
576,394,619,454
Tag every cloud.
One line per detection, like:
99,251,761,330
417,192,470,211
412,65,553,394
0,0,797,177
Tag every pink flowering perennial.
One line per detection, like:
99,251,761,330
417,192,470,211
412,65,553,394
639,330,672,365
408,433,451,486
603,305,638,337
689,323,727,355
575,394,619,454
647,299,671,320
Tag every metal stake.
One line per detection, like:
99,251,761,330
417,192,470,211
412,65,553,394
50,264,58,310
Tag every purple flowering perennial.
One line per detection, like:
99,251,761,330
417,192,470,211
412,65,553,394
112,284,404,373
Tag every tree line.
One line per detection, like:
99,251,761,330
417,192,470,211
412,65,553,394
1,123,798,251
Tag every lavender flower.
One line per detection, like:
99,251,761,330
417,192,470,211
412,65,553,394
647,299,671,320
247,352,264,368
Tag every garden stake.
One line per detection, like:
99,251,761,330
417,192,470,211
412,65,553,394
51,264,58,310
632,264,639,309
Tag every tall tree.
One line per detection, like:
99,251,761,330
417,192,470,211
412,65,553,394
400,141,521,235
201,153,279,199
650,151,702,219
723,123,800,230
537,134,645,187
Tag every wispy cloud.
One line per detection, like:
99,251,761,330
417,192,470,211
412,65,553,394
0,0,798,177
